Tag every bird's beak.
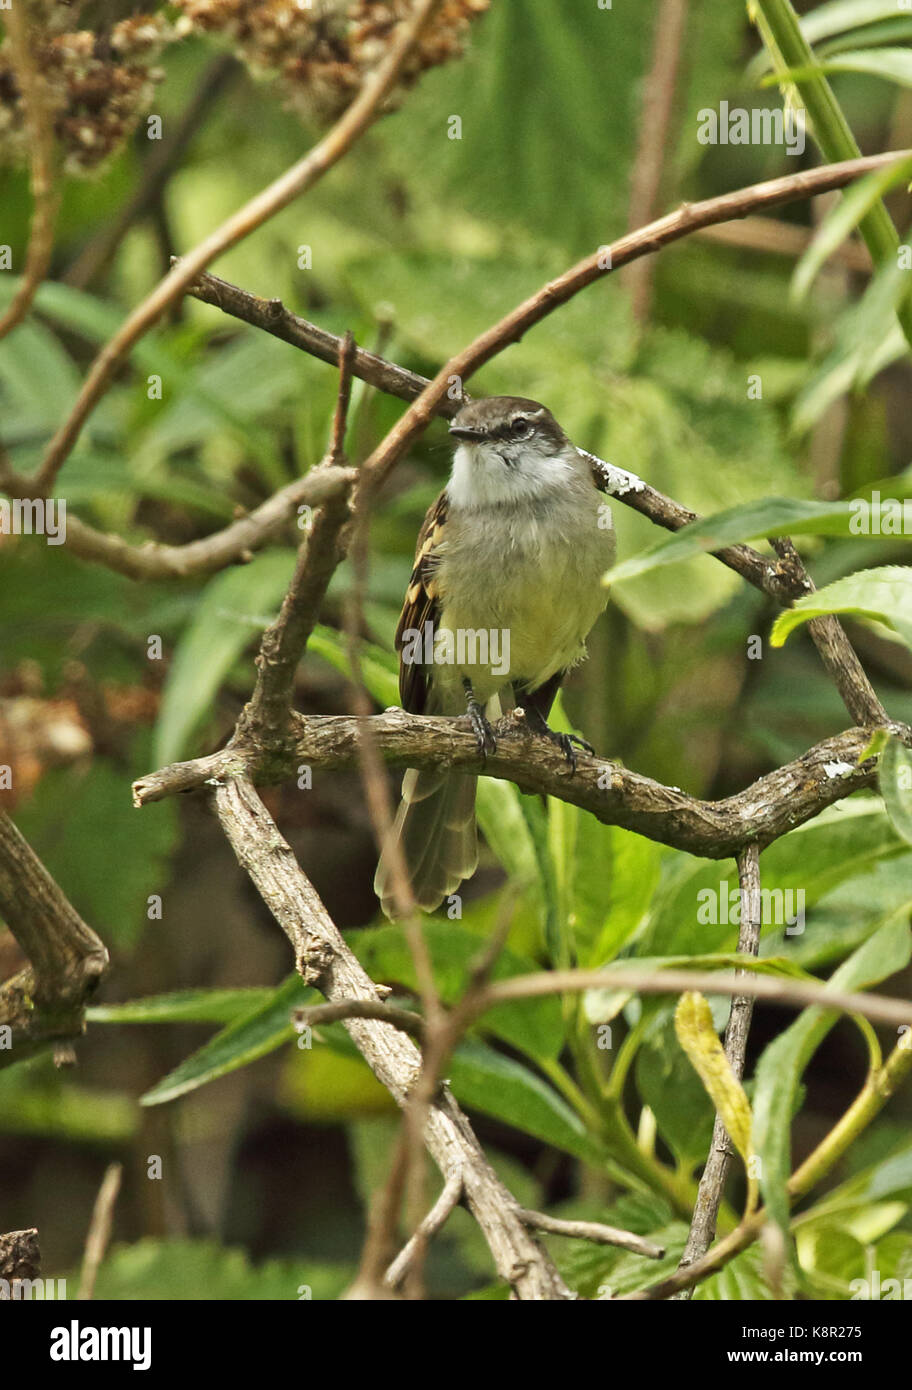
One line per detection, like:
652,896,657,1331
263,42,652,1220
449,425,486,442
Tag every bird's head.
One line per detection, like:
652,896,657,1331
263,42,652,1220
447,396,577,507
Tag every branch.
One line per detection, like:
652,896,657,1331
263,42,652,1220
628,1030,912,1300
29,0,446,494
518,1209,666,1260
625,0,690,322
0,1,60,340
674,844,762,1295
383,1170,463,1291
57,465,356,582
355,150,912,490
0,1230,40,1293
212,774,573,1299
0,812,108,1066
133,710,905,859
180,257,884,728
294,999,425,1041
242,344,356,738
470,967,912,1034
77,1163,122,1301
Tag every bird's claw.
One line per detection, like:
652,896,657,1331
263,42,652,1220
467,700,497,760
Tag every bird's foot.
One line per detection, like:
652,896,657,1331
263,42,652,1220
462,680,497,759
522,706,594,772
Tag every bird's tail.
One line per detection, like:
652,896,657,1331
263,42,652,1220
374,768,478,919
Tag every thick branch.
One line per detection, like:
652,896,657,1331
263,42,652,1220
0,1230,40,1290
0,812,108,1065
133,711,907,859
181,265,884,727
213,774,572,1300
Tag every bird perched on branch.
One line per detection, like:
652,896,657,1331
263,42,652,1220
374,395,616,919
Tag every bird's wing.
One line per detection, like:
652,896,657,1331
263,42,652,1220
394,489,448,715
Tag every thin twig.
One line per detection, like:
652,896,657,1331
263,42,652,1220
384,1169,464,1290
470,966,912,1034
627,1030,912,1299
674,844,762,1296
0,2,60,340
31,0,446,493
294,999,425,1040
52,465,355,582
625,0,690,321
78,1163,123,1301
355,150,912,493
518,1209,666,1260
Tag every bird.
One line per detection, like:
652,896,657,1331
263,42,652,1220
374,395,617,919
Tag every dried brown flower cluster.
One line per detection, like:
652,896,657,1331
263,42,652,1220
0,0,486,179
174,0,490,121
0,4,174,176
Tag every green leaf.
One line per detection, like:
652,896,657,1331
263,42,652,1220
306,623,399,708
604,497,860,588
747,1,910,74
639,801,902,959
675,992,754,1166
141,975,314,1106
791,154,912,302
348,921,564,1061
805,46,912,87
635,1015,716,1169
879,736,912,847
88,987,273,1026
447,1039,603,1163
753,912,912,1239
12,751,178,949
154,548,295,765
771,566,912,652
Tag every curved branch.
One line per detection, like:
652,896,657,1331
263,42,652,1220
133,710,905,859
61,465,356,582
0,812,108,1066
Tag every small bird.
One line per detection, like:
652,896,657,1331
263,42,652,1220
374,395,616,919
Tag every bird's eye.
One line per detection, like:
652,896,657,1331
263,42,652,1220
511,417,531,437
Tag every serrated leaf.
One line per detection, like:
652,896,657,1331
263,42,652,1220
880,736,912,846
771,566,912,652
